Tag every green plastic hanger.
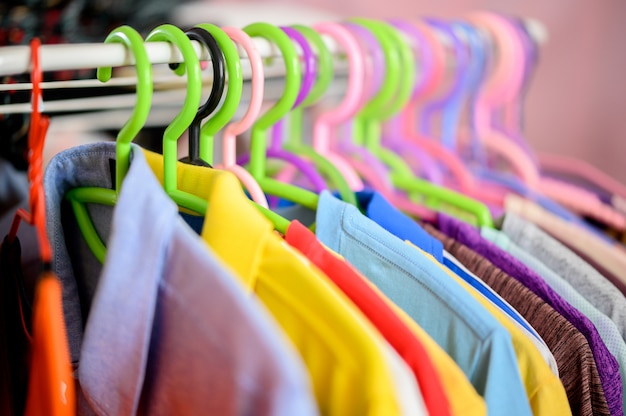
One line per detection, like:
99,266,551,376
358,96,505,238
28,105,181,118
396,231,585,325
350,18,494,227
148,24,290,233
242,22,319,211
281,24,358,206
187,24,290,231
194,23,243,165
64,26,153,263
144,24,209,215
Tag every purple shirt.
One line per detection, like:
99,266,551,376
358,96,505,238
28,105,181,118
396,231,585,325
437,214,623,416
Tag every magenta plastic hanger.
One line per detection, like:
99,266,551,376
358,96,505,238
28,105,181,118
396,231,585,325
214,26,269,208
236,24,328,197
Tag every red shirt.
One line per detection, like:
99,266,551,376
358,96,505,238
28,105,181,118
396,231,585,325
285,220,451,416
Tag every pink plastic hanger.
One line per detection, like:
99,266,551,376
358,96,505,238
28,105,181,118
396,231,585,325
503,19,626,206
469,11,626,230
213,27,269,208
495,17,538,159
310,21,366,190
338,22,398,189
539,153,626,200
468,12,540,185
320,20,434,220
234,24,344,199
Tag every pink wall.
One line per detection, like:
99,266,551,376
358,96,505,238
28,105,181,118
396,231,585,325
256,0,626,183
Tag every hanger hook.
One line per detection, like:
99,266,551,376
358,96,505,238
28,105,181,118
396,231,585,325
96,25,153,192
145,24,202,200
242,22,301,180
292,24,334,107
195,23,244,164
178,27,225,167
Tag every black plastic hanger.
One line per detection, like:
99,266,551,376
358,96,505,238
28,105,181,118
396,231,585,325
174,27,226,167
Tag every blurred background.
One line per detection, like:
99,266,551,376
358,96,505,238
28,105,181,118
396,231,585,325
2,0,625,182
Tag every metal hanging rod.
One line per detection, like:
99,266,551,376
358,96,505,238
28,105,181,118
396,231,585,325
0,19,546,77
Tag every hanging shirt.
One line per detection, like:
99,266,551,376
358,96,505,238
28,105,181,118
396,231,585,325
409,244,571,416
425,223,610,416
355,191,444,262
285,220,453,416
144,151,426,414
353,190,554,368
148,156,414,416
505,193,626,295
142,156,485,415
442,250,559,376
437,213,623,416
501,213,626,342
44,142,319,416
24,272,76,416
312,191,532,416
482,227,626,412
354,190,545,342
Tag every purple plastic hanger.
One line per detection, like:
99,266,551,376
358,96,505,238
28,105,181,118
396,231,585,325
237,25,327,196
420,18,469,148
270,26,317,150
445,21,489,164
382,19,444,184
493,17,539,164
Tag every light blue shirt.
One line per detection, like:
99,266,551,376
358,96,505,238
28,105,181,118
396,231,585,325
482,226,626,411
45,142,318,416
315,190,532,416
355,190,544,342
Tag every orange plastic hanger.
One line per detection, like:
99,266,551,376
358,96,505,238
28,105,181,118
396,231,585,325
7,38,75,416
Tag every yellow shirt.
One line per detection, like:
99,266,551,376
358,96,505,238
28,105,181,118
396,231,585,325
410,245,572,416
143,149,404,415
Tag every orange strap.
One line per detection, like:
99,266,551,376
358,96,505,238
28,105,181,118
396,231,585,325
24,273,75,416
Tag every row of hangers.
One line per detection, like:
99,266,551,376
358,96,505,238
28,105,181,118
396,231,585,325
12,12,620,268
6,12,623,415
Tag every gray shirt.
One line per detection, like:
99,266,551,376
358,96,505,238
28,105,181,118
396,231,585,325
501,213,626,342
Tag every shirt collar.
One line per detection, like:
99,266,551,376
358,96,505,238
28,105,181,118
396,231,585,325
355,190,444,262
44,141,119,362
142,149,272,288
80,144,182,413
